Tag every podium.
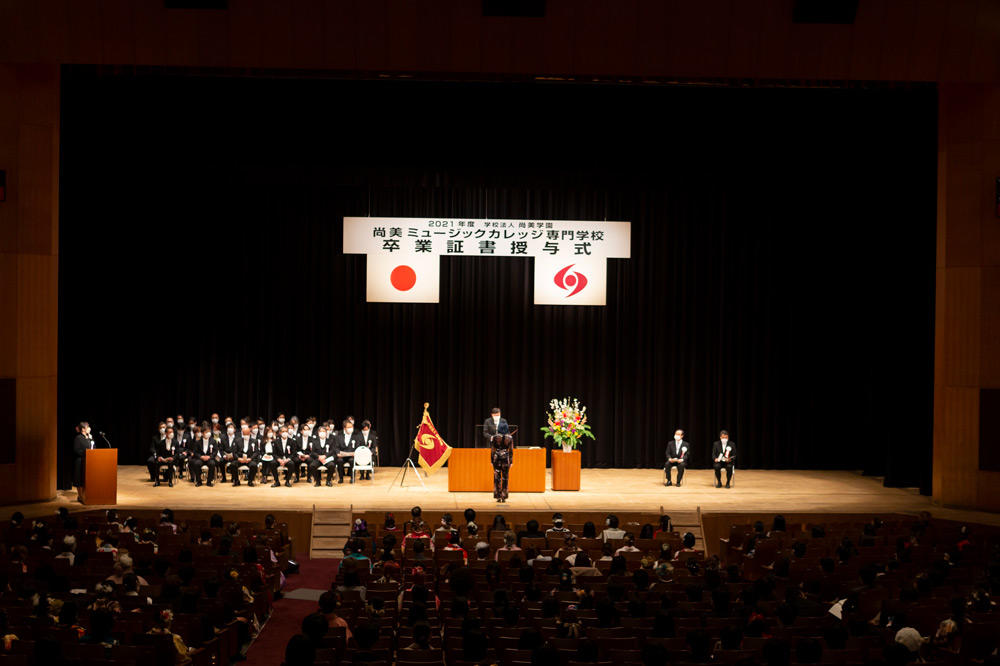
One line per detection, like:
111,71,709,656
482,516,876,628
448,448,545,492
82,448,117,505
551,450,581,490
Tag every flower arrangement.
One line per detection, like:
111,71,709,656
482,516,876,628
540,397,595,450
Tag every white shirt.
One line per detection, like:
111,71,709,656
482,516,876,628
201,438,211,454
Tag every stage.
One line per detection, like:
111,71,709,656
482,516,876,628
28,466,1000,525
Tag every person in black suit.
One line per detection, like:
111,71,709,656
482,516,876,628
272,427,295,487
229,426,259,487
219,423,238,483
189,426,217,487
358,420,379,480
665,429,691,487
176,422,196,480
483,407,509,444
293,425,315,483
334,419,361,484
72,421,95,496
711,430,736,488
258,429,279,485
147,422,166,482
310,425,337,486
151,427,178,487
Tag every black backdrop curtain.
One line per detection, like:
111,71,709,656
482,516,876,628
57,68,936,492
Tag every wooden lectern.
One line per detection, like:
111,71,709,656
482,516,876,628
82,448,117,505
551,449,581,490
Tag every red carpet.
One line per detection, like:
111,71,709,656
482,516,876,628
245,557,340,666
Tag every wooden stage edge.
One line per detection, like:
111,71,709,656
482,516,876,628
15,467,1000,528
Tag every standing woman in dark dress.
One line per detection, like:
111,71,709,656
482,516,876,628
73,421,94,501
490,423,513,503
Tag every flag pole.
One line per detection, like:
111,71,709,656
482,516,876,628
388,403,428,491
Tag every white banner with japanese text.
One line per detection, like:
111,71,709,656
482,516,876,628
343,217,631,305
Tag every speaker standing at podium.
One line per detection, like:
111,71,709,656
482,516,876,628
72,421,94,499
483,407,508,443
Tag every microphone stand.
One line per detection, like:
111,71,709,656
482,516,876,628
99,432,114,449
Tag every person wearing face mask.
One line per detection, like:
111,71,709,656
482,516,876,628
711,430,736,489
310,426,337,486
483,407,508,444
148,422,167,482
665,429,691,487
219,423,238,483
210,413,220,426
292,425,313,482
258,429,279,485
176,424,197,481
272,427,294,487
73,421,95,497
358,420,379,479
334,419,361,484
229,426,259,487
151,426,177,487
189,424,217,487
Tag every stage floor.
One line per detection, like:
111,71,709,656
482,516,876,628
21,466,1000,526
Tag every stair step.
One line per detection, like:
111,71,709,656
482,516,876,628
312,536,348,548
310,550,342,559
313,524,351,537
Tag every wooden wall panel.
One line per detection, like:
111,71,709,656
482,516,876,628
288,0,326,69
908,0,949,81
982,267,1000,386
99,0,137,66
16,254,57,378
16,124,57,256
939,267,981,388
933,386,978,505
0,255,15,379
943,164,983,267
937,0,979,83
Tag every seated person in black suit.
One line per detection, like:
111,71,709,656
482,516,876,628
712,430,736,488
665,429,691,487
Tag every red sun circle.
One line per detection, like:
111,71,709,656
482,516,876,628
564,274,576,287
390,265,417,291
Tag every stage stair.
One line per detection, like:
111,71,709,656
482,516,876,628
309,504,352,559
664,507,705,551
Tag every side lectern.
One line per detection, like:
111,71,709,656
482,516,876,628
551,449,581,490
82,448,117,505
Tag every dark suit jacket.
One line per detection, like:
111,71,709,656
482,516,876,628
275,437,296,458
232,436,258,461
711,440,736,464
155,438,178,459
359,429,379,452
220,433,240,454
150,434,165,457
312,437,335,458
73,434,94,486
333,430,362,456
665,440,691,465
483,417,509,441
193,437,216,458
295,434,316,457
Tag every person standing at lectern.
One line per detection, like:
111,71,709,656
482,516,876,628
73,421,95,499
490,422,514,502
665,429,690,487
483,407,508,443
712,430,736,488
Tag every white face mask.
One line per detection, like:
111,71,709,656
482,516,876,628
159,428,166,434
227,429,234,436
674,435,682,442
212,418,218,424
345,428,353,435
721,438,728,444
281,434,288,439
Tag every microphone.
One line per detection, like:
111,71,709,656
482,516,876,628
99,431,106,437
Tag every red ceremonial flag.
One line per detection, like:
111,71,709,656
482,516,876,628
413,402,451,474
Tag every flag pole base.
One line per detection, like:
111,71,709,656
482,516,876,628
389,455,427,490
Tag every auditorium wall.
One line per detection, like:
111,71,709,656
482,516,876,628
0,63,60,504
933,82,1000,512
